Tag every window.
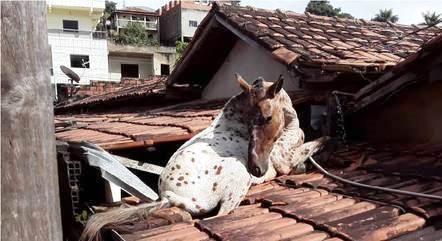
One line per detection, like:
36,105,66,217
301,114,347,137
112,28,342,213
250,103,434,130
131,15,144,21
63,20,79,32
121,64,139,78
70,55,89,68
161,64,170,75
189,20,198,27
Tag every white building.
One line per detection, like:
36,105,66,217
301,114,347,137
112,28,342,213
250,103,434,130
47,0,177,101
47,0,109,86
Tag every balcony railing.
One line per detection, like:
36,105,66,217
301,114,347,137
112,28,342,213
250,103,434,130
116,19,158,30
48,29,107,39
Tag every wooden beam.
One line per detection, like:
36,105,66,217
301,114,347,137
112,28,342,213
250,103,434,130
1,2,62,241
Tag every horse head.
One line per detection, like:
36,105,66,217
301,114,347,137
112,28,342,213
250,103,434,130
235,73,286,177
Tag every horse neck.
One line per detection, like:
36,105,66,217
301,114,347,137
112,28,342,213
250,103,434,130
212,93,250,134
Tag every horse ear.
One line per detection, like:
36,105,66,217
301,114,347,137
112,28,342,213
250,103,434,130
235,73,251,93
267,75,284,98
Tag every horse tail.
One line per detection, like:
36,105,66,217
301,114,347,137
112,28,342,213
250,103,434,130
79,199,170,241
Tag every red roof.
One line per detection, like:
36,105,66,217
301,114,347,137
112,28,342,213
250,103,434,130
214,4,440,71
110,141,442,241
54,91,324,150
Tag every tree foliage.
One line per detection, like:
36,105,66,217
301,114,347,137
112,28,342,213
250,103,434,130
422,11,441,26
305,0,353,18
175,41,189,63
114,22,159,46
96,1,117,31
372,9,399,23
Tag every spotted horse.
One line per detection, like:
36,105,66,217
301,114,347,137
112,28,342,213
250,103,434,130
80,73,328,241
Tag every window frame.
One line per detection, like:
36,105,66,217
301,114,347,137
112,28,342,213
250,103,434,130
189,20,198,27
70,55,90,68
160,64,170,75
63,20,79,32
121,64,139,78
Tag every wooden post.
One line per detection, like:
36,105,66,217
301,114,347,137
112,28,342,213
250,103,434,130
1,2,62,241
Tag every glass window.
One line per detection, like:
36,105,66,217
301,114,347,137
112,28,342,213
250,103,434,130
121,64,139,78
161,64,170,75
189,20,198,27
70,55,89,68
63,20,79,32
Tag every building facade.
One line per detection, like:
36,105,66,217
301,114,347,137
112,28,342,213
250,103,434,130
159,1,211,45
107,42,176,81
110,7,160,41
47,1,177,102
47,0,109,87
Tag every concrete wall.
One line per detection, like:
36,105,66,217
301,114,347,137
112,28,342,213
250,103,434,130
202,40,299,100
351,80,442,143
108,56,154,81
153,52,176,75
47,0,105,11
181,8,209,39
160,7,181,44
47,9,100,31
47,8,109,85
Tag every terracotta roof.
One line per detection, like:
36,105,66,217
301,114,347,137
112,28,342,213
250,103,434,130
168,4,440,87
55,99,224,150
54,91,324,150
109,141,441,241
214,4,440,71
56,76,167,111
115,6,159,16
353,34,442,110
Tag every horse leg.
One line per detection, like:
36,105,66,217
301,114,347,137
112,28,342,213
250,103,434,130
217,177,251,216
286,136,330,171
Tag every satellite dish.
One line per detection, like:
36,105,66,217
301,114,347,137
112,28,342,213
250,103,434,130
60,65,80,83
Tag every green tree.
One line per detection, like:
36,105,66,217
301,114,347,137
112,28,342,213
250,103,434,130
114,22,159,46
422,11,441,26
305,0,353,18
175,41,189,63
96,1,117,31
372,9,399,23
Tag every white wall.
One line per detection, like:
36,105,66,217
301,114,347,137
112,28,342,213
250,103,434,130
108,56,154,81
202,40,299,100
47,0,105,11
153,52,175,75
181,8,209,38
48,8,109,85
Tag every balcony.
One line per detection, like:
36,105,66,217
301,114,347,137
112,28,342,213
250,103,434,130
48,29,107,39
116,19,158,31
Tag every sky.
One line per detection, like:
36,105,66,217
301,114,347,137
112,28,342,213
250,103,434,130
116,0,442,25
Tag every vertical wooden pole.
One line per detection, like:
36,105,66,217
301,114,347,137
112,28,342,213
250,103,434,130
1,2,62,241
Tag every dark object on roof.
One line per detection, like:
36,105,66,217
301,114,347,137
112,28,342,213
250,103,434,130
61,65,80,83
168,3,440,87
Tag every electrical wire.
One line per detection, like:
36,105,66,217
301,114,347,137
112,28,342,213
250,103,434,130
308,156,442,201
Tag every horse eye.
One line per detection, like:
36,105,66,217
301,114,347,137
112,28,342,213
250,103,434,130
265,116,272,123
